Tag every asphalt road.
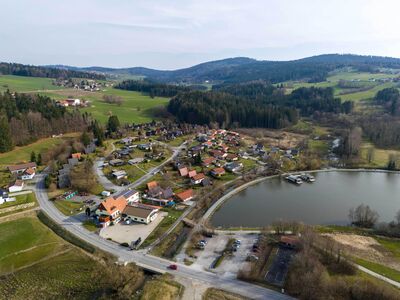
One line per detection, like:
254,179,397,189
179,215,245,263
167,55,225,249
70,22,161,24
34,172,292,300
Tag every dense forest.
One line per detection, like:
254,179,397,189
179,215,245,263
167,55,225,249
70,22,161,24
374,87,400,116
168,83,352,129
115,80,190,97
0,91,89,152
168,90,299,129
0,62,105,79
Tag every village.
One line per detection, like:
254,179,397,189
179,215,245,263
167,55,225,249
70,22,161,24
0,121,309,285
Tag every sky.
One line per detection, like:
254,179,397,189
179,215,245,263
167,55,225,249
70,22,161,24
1,0,400,69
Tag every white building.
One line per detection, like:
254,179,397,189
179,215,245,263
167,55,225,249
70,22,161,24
8,180,24,193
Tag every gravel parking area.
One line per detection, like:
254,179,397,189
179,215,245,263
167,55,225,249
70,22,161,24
191,232,255,278
99,212,167,245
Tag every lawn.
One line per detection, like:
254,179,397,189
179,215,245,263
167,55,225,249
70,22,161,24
308,139,329,154
53,199,85,216
354,257,400,282
0,133,79,166
0,192,37,210
0,250,103,299
140,274,183,300
0,75,63,93
204,288,248,300
82,219,98,232
0,217,66,274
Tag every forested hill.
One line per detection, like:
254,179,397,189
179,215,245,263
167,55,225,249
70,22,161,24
54,54,400,84
0,62,106,80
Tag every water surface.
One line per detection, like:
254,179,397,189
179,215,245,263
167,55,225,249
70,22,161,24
211,171,400,227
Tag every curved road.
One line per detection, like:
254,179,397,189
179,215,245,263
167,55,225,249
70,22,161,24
35,180,291,299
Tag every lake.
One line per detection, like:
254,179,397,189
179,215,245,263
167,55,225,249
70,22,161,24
211,171,400,228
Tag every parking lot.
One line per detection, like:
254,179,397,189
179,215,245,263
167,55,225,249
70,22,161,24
99,212,167,245
191,232,257,278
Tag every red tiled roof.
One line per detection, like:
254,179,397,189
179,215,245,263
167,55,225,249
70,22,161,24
212,167,225,175
178,167,188,176
192,173,205,181
187,170,197,178
176,189,194,202
98,197,127,215
147,181,158,190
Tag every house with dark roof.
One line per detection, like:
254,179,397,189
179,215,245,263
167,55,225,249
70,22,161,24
7,162,37,174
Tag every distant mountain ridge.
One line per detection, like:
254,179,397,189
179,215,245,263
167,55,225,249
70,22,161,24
46,54,400,84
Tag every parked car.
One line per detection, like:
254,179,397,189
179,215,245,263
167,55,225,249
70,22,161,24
168,264,178,270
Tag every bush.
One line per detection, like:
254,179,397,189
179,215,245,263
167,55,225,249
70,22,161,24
120,242,129,247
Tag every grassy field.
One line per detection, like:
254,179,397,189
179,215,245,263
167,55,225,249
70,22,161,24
354,257,400,282
376,237,400,259
53,199,85,216
359,142,400,168
0,217,66,274
0,249,103,300
140,274,183,300
0,75,63,92
40,87,169,124
0,74,170,124
0,132,79,166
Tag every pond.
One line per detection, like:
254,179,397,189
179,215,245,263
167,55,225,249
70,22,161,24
211,171,400,228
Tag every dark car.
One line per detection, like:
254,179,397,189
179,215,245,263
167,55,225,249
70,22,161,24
168,264,178,270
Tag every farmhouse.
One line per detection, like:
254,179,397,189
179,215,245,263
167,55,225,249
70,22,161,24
7,162,37,174
8,180,24,193
123,205,158,224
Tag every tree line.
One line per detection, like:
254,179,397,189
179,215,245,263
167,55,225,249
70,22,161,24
0,91,89,152
0,62,105,79
115,79,191,98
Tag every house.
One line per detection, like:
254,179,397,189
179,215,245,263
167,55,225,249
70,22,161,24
218,144,229,152
209,150,227,160
109,159,125,166
95,196,127,227
225,162,243,173
202,141,213,148
7,162,37,174
226,153,238,161
20,168,35,180
120,137,133,145
210,167,225,178
112,170,127,180
201,177,212,187
187,170,197,178
123,205,158,224
8,180,24,193
175,189,194,202
202,157,216,167
71,153,82,160
128,157,145,165
178,166,189,177
147,181,158,190
84,142,96,154
138,143,152,151
191,173,205,185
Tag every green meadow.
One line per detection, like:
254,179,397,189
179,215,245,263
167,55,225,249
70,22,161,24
0,217,66,274
0,75,63,92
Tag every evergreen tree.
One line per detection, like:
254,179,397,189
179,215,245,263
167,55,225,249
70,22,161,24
30,151,36,163
0,113,13,152
81,131,91,146
107,115,120,133
37,153,42,166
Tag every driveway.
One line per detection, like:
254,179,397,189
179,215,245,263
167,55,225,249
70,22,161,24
99,212,167,245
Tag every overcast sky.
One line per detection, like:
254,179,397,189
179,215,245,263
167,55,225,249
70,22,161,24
1,0,400,69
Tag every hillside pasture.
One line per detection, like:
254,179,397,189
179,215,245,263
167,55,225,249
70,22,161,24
0,75,62,92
